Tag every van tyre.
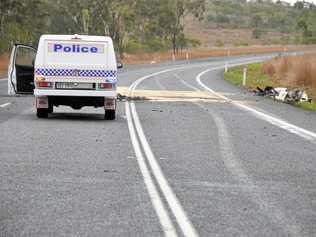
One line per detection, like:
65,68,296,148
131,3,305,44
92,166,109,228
48,105,53,114
105,110,116,120
37,109,49,118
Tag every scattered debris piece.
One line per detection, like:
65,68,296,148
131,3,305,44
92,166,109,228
117,93,127,101
274,88,288,101
256,86,312,104
152,109,163,112
286,89,310,103
256,86,278,97
117,93,148,102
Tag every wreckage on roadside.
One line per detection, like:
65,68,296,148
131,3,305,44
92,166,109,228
256,86,311,103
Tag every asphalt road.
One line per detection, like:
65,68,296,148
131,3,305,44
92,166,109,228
0,54,316,237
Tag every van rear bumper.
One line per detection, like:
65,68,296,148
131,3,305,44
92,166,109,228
34,89,117,98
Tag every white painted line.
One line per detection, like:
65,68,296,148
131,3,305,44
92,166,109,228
124,55,280,237
180,79,302,237
196,67,316,142
128,67,202,237
125,102,178,237
155,77,167,90
179,78,200,91
130,102,199,237
207,107,302,237
0,103,11,108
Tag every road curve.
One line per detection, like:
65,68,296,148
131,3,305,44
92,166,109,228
0,54,315,237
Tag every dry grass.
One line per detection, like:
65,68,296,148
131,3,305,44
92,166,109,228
0,53,9,78
262,53,316,98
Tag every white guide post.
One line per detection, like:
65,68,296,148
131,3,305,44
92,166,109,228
243,67,247,87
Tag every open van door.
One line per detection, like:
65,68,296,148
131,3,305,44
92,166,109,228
8,44,36,95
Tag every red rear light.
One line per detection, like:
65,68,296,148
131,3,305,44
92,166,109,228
99,83,113,89
36,81,52,88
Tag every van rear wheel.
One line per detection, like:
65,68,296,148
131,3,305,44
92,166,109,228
48,105,53,114
37,109,49,118
104,110,116,120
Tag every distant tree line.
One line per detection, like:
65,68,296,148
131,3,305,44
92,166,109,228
1,0,315,56
0,0,205,56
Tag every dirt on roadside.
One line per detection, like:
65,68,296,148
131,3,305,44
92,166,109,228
0,53,9,78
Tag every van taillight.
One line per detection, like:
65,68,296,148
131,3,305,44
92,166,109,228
99,83,113,89
36,81,52,88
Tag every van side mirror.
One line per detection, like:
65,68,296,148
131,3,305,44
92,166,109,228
117,62,123,69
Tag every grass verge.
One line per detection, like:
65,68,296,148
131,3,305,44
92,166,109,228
224,62,316,111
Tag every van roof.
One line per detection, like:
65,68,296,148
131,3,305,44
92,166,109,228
40,34,112,42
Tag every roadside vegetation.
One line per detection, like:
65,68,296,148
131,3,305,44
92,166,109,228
1,0,316,56
0,54,9,78
224,53,316,111
199,0,316,46
1,0,316,79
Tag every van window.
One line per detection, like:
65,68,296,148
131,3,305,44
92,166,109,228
16,47,36,66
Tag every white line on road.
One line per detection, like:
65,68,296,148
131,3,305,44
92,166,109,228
124,55,286,237
155,77,167,90
127,68,201,237
0,103,11,108
125,103,178,237
129,101,199,237
196,67,316,142
179,77,302,236
179,78,200,91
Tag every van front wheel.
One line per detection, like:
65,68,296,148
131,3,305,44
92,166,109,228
104,110,116,120
37,109,49,118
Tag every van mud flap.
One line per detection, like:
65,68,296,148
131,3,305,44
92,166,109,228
36,97,49,109
104,98,116,110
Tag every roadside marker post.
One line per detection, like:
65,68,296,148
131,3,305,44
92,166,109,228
186,52,189,60
243,67,247,87
225,63,228,73
172,53,176,61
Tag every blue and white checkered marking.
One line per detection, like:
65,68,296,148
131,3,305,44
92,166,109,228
35,68,117,78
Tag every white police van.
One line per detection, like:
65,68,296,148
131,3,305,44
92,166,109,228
8,34,122,120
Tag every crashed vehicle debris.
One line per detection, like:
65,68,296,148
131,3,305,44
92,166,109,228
256,86,311,103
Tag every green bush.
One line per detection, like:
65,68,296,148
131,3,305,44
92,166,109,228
215,39,225,47
124,39,143,53
233,41,249,47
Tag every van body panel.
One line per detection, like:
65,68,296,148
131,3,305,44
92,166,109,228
35,35,117,84
34,89,117,98
8,34,119,119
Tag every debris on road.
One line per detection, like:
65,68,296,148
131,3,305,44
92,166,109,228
256,86,279,97
117,86,222,102
255,86,311,103
117,93,147,102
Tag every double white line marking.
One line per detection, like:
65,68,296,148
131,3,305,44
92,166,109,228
126,69,199,237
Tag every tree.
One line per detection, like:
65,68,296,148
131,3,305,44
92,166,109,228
161,0,205,54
